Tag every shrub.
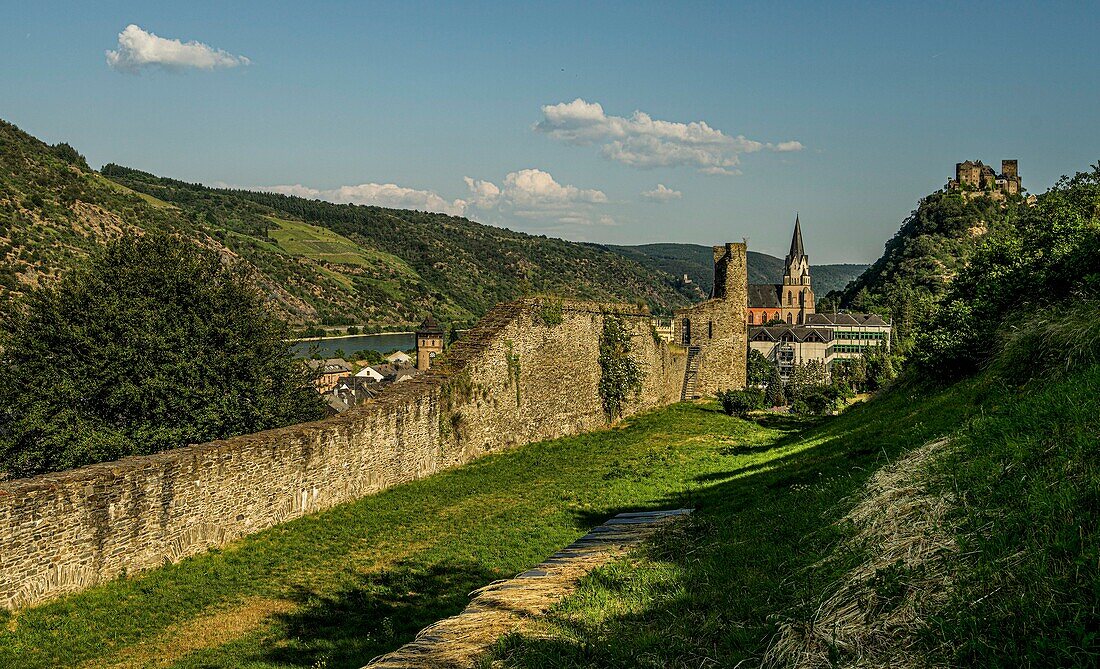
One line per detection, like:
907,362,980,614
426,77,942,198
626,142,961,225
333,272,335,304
718,389,764,417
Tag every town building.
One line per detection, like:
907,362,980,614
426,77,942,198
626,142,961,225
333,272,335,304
415,316,445,371
747,216,816,326
385,350,412,367
749,312,892,380
305,358,353,393
354,366,385,382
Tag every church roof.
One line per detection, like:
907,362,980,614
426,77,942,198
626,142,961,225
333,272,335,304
747,284,782,308
416,315,444,335
788,214,805,260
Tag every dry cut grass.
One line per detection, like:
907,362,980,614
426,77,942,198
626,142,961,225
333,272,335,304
765,438,960,669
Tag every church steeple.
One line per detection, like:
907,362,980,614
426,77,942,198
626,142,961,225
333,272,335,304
788,214,805,261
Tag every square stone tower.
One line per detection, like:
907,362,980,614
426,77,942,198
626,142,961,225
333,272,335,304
674,242,748,396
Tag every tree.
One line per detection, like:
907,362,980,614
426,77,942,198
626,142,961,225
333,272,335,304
0,234,326,479
746,349,771,387
765,364,786,407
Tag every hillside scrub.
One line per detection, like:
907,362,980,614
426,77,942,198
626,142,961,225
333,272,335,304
839,189,1020,349
916,163,1100,376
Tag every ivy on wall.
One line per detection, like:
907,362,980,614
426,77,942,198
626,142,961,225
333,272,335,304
536,299,564,327
598,314,644,419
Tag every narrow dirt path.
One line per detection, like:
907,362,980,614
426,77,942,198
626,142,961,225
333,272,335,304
364,508,692,669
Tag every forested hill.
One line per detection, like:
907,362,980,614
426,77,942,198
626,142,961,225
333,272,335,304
837,190,1021,341
600,242,866,296
0,119,696,328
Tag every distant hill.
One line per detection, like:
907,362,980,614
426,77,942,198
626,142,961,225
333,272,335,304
0,120,696,328
599,243,867,296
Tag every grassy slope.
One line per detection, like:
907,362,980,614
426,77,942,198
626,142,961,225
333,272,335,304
492,364,1100,668
0,375,986,668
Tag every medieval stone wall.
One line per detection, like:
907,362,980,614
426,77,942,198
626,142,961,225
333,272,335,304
0,298,684,610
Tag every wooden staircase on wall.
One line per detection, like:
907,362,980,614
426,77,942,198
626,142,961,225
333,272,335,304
681,345,701,400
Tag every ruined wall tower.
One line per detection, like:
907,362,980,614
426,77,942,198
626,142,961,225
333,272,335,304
674,242,748,396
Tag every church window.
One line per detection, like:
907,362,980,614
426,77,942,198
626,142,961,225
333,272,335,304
786,313,793,324
748,311,754,324
787,290,793,305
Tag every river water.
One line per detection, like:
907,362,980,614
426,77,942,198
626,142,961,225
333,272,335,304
292,332,415,358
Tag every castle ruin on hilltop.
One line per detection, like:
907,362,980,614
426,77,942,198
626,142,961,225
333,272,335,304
947,159,1023,200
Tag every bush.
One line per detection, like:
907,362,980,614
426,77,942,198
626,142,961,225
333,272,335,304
0,234,326,478
789,383,851,416
718,389,764,417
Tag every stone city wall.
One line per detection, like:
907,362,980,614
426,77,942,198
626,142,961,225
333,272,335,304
0,298,685,609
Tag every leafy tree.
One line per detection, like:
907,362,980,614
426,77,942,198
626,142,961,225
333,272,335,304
786,360,828,399
0,234,326,478
598,315,643,419
765,364,787,407
746,349,771,387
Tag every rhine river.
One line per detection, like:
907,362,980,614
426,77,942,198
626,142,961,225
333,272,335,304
292,332,415,358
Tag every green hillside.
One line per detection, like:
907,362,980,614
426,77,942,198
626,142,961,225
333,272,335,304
837,190,1021,343
601,242,866,296
0,119,697,328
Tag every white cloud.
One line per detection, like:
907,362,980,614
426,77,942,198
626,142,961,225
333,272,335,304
462,177,501,209
534,98,802,174
464,168,609,226
641,184,682,202
106,24,251,73
257,168,608,230
263,183,468,217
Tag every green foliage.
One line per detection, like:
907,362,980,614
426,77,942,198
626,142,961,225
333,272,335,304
717,388,764,417
746,349,771,387
785,359,827,398
597,315,643,419
915,164,1100,376
764,364,786,407
841,190,1018,348
0,234,325,478
789,383,851,416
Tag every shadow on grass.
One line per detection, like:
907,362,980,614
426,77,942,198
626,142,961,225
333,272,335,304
489,381,982,668
256,560,497,669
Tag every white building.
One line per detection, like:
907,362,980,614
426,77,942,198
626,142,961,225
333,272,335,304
749,312,891,380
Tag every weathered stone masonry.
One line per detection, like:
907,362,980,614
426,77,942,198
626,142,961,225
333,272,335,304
0,298,686,609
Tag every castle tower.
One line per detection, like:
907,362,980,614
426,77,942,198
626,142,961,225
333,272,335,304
415,315,444,371
781,216,815,324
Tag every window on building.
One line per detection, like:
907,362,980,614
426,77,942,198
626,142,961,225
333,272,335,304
748,311,754,324
786,313,793,324
787,290,792,305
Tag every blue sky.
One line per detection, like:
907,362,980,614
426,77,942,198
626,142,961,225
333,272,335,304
2,1,1098,262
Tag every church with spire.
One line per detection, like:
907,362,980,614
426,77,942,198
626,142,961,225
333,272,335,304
746,215,816,325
